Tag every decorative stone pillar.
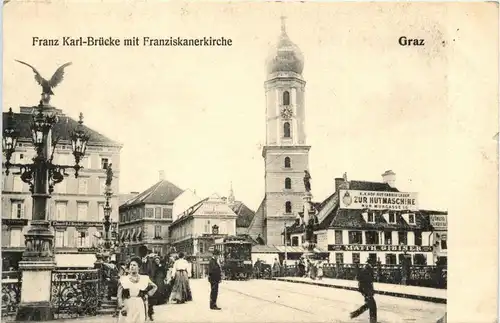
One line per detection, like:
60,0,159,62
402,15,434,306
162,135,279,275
302,191,316,252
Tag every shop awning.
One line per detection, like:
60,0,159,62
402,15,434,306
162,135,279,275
274,245,329,253
136,228,142,241
131,228,137,241
120,230,125,241
125,230,130,241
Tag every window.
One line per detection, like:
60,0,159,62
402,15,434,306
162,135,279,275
284,177,292,189
154,225,162,239
335,253,344,264
408,213,415,224
77,231,88,247
414,231,422,246
283,91,290,106
352,253,360,264
368,253,377,264
10,228,22,247
55,230,65,247
335,230,343,244
413,254,427,265
199,242,204,254
283,122,291,138
367,212,375,223
398,231,407,245
384,231,392,244
205,220,210,233
145,208,154,218
348,231,362,244
441,239,447,250
399,254,411,265
101,158,110,170
389,213,396,223
155,207,161,219
285,201,292,213
11,201,24,219
162,208,171,219
13,176,23,192
385,253,397,265
98,203,105,222
56,202,67,220
99,178,106,195
365,231,379,244
284,157,291,168
78,178,88,194
77,202,88,221
2,227,10,247
291,236,299,246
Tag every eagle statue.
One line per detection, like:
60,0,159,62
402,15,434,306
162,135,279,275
15,60,72,105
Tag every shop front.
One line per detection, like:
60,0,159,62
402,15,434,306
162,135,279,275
327,244,434,265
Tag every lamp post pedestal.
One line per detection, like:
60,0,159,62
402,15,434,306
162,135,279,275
16,221,56,321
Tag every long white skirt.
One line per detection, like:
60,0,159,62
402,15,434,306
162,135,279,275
118,296,146,323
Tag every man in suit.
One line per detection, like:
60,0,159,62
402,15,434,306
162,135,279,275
350,259,377,323
208,249,222,310
139,247,156,321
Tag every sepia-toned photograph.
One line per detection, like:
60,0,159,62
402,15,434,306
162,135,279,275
1,2,498,323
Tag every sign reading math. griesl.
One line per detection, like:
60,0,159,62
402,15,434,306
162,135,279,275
339,190,418,211
430,214,447,230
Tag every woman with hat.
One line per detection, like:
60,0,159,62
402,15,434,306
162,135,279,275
150,256,168,306
117,256,158,323
169,252,193,304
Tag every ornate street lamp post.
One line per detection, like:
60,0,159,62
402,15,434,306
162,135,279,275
3,101,89,321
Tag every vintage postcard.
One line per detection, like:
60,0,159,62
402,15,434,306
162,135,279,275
1,1,498,323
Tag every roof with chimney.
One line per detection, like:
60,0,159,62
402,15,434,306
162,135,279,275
3,110,122,147
119,180,183,211
285,175,447,234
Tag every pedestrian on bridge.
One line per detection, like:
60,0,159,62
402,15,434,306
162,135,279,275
350,259,377,323
208,249,222,310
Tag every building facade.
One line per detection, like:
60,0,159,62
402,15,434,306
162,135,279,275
168,194,237,278
287,171,448,266
117,174,183,260
2,105,122,269
247,18,311,245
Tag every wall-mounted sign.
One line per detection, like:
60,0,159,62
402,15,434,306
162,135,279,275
339,190,418,211
327,244,432,253
50,221,104,227
430,214,447,230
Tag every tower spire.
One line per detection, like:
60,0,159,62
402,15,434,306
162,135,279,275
280,16,287,35
228,181,235,204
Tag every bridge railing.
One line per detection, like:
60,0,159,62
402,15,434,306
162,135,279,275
1,271,22,319
280,263,447,289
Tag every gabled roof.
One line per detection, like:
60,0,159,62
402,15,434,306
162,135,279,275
230,201,256,228
3,111,122,147
119,180,183,210
285,178,446,233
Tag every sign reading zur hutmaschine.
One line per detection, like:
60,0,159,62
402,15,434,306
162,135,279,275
339,189,418,211
328,244,433,252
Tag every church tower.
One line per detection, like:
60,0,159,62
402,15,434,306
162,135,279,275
262,17,311,245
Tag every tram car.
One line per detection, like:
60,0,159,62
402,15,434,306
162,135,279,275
214,236,253,280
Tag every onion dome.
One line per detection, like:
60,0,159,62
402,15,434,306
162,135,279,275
266,17,304,75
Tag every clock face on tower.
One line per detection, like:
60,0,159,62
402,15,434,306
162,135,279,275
281,106,293,119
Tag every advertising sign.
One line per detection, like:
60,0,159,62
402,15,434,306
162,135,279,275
339,189,418,211
430,214,447,230
327,244,433,253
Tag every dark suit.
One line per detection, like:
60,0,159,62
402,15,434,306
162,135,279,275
208,257,222,308
351,263,377,323
140,257,155,319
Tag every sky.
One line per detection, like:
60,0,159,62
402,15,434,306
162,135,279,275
2,2,497,212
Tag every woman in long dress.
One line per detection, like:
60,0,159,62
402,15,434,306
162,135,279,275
169,252,193,303
117,256,158,323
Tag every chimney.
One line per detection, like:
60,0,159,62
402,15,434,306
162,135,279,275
382,170,396,188
158,170,165,181
335,178,344,192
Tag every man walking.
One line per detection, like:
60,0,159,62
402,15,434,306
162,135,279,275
350,259,378,323
208,249,222,310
